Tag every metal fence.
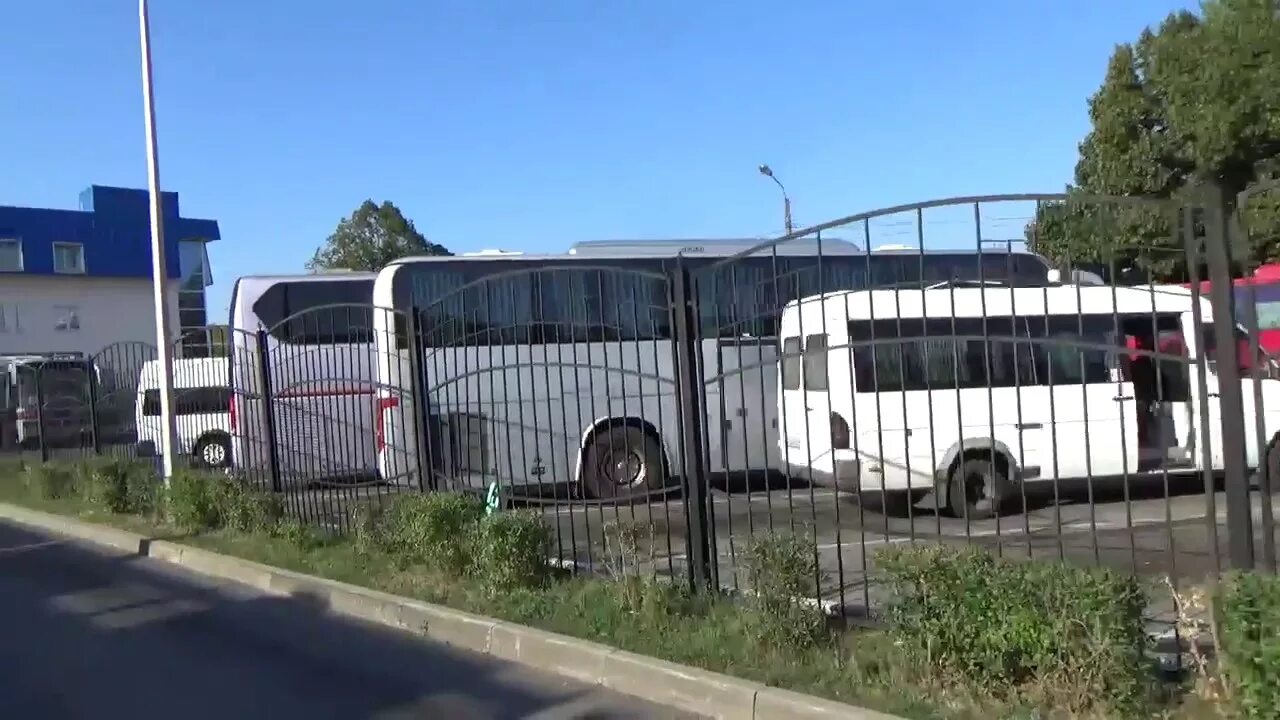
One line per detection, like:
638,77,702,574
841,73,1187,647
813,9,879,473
5,187,1277,631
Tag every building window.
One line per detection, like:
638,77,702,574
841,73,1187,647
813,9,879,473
0,239,21,272
53,242,86,274
54,305,81,331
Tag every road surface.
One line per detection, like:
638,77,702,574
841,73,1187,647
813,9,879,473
0,521,696,720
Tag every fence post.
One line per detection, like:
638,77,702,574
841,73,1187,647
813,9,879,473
35,367,49,464
256,328,284,494
87,361,103,456
671,257,714,592
408,311,435,493
1204,185,1255,571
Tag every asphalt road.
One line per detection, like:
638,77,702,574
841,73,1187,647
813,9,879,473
0,521,696,720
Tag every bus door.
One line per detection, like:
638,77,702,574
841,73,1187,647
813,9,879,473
709,337,780,475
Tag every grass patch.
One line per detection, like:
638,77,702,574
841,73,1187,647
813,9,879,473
0,464,1246,720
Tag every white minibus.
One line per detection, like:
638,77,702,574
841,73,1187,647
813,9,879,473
135,357,232,468
778,284,1280,518
227,272,381,485
372,240,1059,499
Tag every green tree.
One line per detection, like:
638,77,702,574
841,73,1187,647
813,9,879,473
1029,0,1280,281
307,200,451,272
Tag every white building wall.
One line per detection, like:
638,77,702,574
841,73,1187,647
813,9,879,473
0,275,180,357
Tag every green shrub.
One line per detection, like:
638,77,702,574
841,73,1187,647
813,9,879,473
165,470,224,530
78,458,141,513
24,464,77,500
273,519,328,550
218,480,283,533
743,532,826,651
1217,572,1280,719
126,470,164,517
351,502,389,556
877,545,1148,714
472,510,549,595
379,493,485,573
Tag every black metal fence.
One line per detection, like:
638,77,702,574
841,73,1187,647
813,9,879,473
5,188,1277,631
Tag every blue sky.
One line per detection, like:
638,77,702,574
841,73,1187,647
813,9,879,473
1,1,1193,318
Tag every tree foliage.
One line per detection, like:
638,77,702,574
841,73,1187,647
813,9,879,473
1028,0,1280,281
307,200,451,272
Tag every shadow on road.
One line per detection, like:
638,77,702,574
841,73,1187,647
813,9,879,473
0,521,678,720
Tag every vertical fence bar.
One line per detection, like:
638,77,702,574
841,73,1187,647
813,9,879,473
672,257,713,591
35,368,49,464
256,328,284,494
87,359,103,456
408,311,434,493
1205,185,1256,570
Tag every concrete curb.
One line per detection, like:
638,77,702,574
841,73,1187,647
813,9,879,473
0,503,902,720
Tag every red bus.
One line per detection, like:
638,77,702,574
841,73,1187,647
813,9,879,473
1186,262,1280,359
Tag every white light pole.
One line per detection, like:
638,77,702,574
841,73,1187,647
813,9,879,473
139,0,179,483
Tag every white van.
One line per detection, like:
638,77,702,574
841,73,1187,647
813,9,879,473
778,284,1280,518
136,357,233,469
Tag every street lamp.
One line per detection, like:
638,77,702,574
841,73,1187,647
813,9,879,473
758,164,793,235
139,0,179,484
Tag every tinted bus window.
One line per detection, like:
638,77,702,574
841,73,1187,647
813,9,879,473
253,280,376,344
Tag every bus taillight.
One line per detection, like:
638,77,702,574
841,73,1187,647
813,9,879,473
375,396,399,452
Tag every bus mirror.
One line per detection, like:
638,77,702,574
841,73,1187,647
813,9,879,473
1046,268,1062,285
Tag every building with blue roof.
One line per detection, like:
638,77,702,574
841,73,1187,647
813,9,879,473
0,185,221,358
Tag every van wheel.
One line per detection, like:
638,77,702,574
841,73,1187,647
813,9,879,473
581,426,667,502
947,456,1011,521
195,433,231,469
1255,438,1280,490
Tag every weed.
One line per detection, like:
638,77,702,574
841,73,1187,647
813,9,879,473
878,544,1149,716
218,480,283,533
1217,571,1280,719
165,470,224,530
472,510,549,595
379,493,485,574
24,463,76,500
744,531,827,652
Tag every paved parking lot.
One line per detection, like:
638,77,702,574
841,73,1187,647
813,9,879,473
528,475,1279,620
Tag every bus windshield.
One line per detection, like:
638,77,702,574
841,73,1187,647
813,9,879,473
1234,282,1280,332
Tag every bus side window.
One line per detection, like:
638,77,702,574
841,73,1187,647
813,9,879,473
803,334,829,391
781,337,802,390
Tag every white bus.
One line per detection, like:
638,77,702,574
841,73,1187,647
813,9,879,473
778,284,1280,518
372,240,1060,499
227,272,382,485
135,357,232,468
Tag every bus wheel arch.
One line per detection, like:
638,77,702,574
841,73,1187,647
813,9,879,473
576,418,672,501
193,431,232,469
1255,433,1280,490
938,441,1019,520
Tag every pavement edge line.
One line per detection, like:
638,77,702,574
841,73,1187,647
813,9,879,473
0,502,900,720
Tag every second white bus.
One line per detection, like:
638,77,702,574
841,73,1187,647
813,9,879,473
778,284,1280,518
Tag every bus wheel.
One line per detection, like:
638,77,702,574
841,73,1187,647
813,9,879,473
195,433,232,469
582,426,667,501
946,456,1009,521
1255,437,1280,490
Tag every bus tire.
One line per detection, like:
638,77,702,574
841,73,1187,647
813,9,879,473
946,455,1010,521
1255,436,1280,490
194,432,232,469
581,425,667,501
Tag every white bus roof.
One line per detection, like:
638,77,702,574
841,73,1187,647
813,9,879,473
386,240,1050,269
787,284,1215,321
139,357,228,389
233,271,378,285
